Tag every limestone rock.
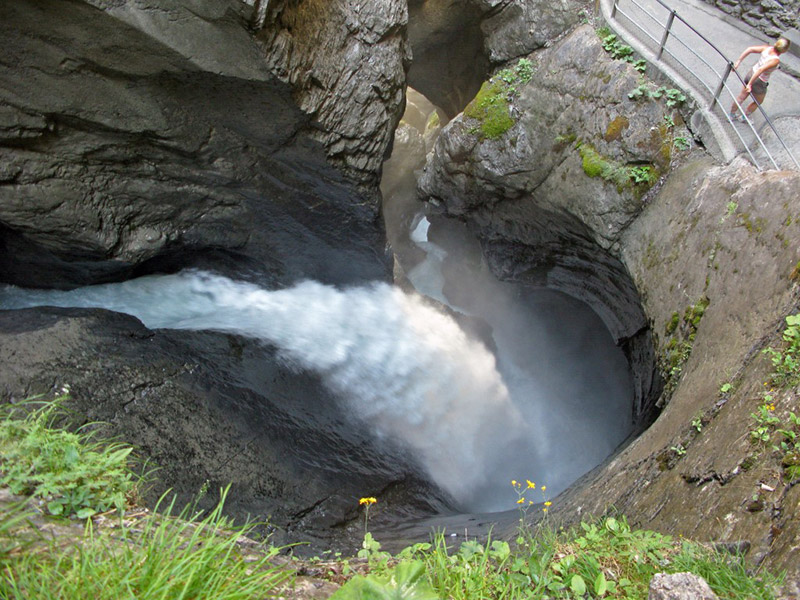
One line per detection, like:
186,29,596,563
420,24,680,251
648,572,718,600
547,157,800,583
699,0,799,37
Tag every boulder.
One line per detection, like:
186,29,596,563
648,572,718,600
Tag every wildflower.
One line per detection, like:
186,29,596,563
526,480,535,489
359,497,377,506
511,479,518,486
516,498,525,504
767,404,776,411
544,501,552,507
541,485,547,491
542,508,548,513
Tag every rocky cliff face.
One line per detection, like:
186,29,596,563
406,0,584,118
0,306,444,552
0,0,412,551
419,21,800,578
0,0,407,289
418,25,683,422
552,158,800,580
257,0,409,193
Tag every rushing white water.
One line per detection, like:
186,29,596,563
0,271,525,508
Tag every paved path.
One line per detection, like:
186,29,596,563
598,0,800,170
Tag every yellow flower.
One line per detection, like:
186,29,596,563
542,508,548,513
359,497,377,506
526,480,535,489
768,404,776,411
511,479,517,486
544,501,552,507
541,485,546,491
516,498,525,504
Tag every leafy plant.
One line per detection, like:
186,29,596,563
628,84,687,107
0,399,138,519
671,444,687,456
763,314,800,387
674,136,690,150
331,560,438,600
630,165,655,184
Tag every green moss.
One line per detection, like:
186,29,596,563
578,143,658,193
464,59,534,141
464,80,514,139
661,296,711,394
790,261,800,281
426,110,440,130
552,132,577,152
665,312,680,335
604,116,629,142
579,143,610,178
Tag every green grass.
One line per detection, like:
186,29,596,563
334,515,782,599
0,398,292,599
1,489,292,599
0,398,137,519
0,397,786,600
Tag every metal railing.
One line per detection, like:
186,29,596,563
609,0,799,171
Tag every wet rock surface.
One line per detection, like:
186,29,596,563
418,24,677,422
0,0,394,290
406,0,583,118
533,158,800,580
257,0,409,192
0,306,445,552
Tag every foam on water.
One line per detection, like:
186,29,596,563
0,271,524,508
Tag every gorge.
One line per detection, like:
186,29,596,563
1,0,799,580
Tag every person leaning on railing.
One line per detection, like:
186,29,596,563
728,37,791,122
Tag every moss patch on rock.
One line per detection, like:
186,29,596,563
577,142,657,192
604,116,629,142
464,81,514,140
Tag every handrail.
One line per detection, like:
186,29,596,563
609,0,799,171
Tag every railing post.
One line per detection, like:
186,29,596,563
657,10,676,60
710,62,733,109
611,0,618,19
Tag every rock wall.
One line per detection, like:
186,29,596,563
257,0,409,192
0,0,405,289
0,307,443,552
406,0,584,118
699,0,799,37
552,158,800,580
419,25,684,421
419,20,800,577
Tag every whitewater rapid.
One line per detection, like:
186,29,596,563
0,271,526,508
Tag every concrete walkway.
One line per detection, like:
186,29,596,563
598,0,800,170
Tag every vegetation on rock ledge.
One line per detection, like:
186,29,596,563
464,59,533,140
0,394,785,599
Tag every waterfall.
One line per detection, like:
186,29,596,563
0,271,525,509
